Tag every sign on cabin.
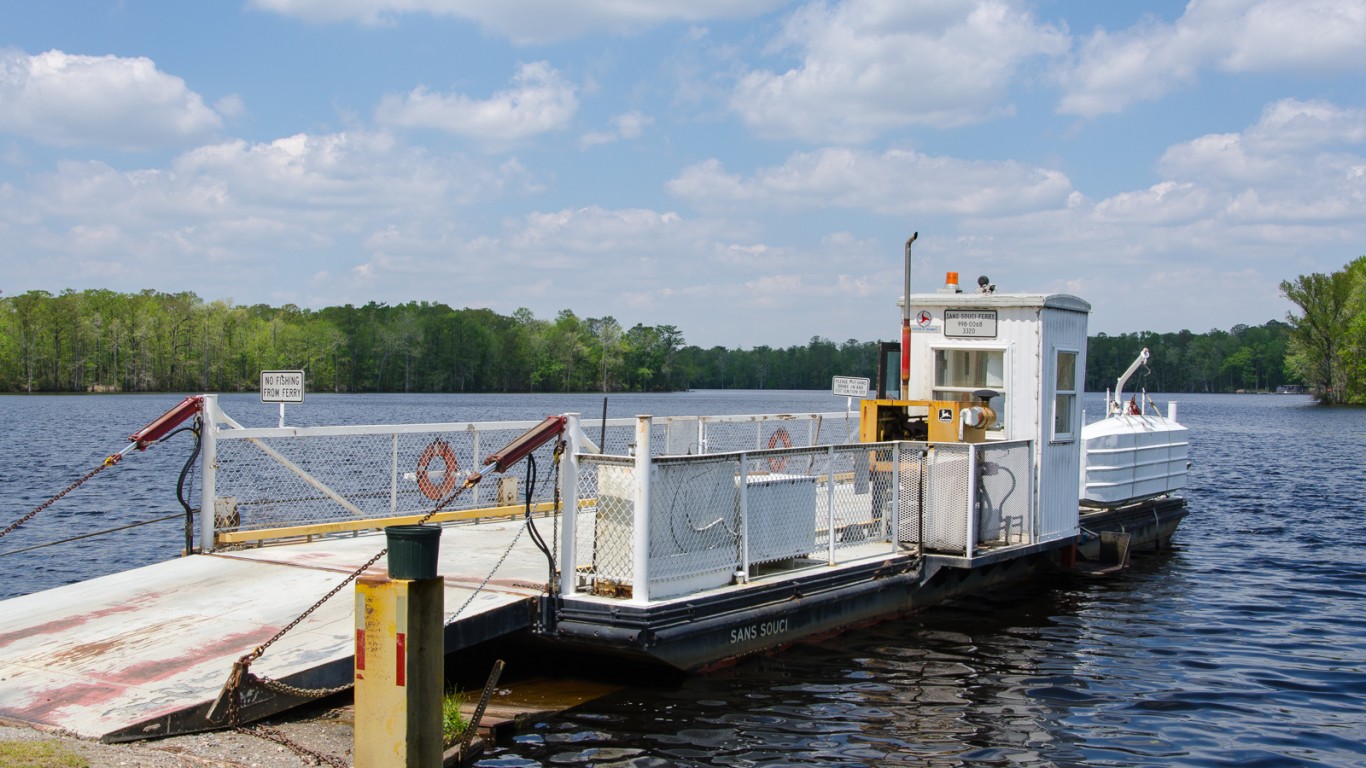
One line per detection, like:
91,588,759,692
944,310,998,338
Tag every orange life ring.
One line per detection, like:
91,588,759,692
416,439,458,501
766,428,792,472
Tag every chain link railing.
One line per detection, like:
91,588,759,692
206,413,563,543
570,432,1039,599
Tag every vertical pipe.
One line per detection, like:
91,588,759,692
199,394,218,553
1168,401,1178,422
389,433,398,515
738,454,750,581
600,397,608,453
472,429,481,506
632,416,652,603
826,446,837,565
966,445,978,559
1029,443,1037,544
901,232,918,397
560,414,582,597
890,441,900,556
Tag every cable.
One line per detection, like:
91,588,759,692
0,514,182,558
522,452,556,587
161,417,203,553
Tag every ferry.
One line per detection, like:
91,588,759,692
0,235,1188,741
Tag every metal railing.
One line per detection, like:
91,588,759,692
199,395,568,548
197,397,855,552
197,398,1042,605
562,413,1040,602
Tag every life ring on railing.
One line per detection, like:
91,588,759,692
766,428,792,473
416,439,458,501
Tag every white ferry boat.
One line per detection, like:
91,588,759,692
0,236,1187,741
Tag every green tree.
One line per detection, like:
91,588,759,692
1281,258,1363,404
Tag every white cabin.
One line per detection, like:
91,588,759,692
903,290,1091,543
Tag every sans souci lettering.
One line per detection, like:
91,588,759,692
944,309,998,338
729,618,790,644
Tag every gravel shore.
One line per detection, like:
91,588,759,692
0,701,360,768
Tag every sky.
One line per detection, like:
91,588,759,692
1,1,1364,349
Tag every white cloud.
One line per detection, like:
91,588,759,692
579,110,653,149
0,49,223,151
1058,0,1366,117
0,130,541,299
249,0,787,44
1158,99,1366,218
376,62,577,146
926,96,1366,334
731,0,1068,142
667,148,1074,216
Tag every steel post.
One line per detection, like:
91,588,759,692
632,416,652,603
199,394,218,553
738,454,750,582
560,413,582,597
354,575,443,767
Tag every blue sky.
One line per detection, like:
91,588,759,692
2,1,1364,349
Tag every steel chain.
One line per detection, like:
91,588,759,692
233,724,349,768
222,477,480,727
446,522,528,622
445,441,567,620
0,454,121,542
236,478,473,669
255,675,354,700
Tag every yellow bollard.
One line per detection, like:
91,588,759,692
354,526,444,767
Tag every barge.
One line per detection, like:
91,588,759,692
0,238,1188,740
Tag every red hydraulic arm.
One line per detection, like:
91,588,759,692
127,396,204,452
482,415,567,474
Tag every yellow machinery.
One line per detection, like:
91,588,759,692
859,397,996,445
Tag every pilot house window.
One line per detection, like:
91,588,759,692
933,348,1006,432
1053,350,1078,442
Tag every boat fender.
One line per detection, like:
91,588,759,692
416,439,459,501
766,428,792,472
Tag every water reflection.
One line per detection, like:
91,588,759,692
5,393,1365,766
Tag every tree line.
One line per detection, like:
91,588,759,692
1280,256,1366,405
0,285,1332,397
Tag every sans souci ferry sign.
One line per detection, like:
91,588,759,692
943,309,998,338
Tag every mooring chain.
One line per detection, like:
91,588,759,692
446,522,529,623
254,676,354,700
221,477,480,731
232,724,349,768
0,454,121,543
550,437,564,593
446,439,567,621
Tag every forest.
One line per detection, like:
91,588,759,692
1278,256,1366,405
0,283,1344,397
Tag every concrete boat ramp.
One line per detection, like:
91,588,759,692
0,522,546,742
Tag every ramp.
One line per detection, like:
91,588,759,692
0,523,543,742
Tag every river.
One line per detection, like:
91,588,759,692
2,391,1363,766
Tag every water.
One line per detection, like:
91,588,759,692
2,392,1364,766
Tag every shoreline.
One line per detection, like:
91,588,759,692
0,702,357,768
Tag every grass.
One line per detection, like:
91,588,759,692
442,688,469,748
0,739,88,767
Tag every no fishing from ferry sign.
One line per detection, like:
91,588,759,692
260,370,305,402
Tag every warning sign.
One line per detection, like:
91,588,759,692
260,370,305,403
